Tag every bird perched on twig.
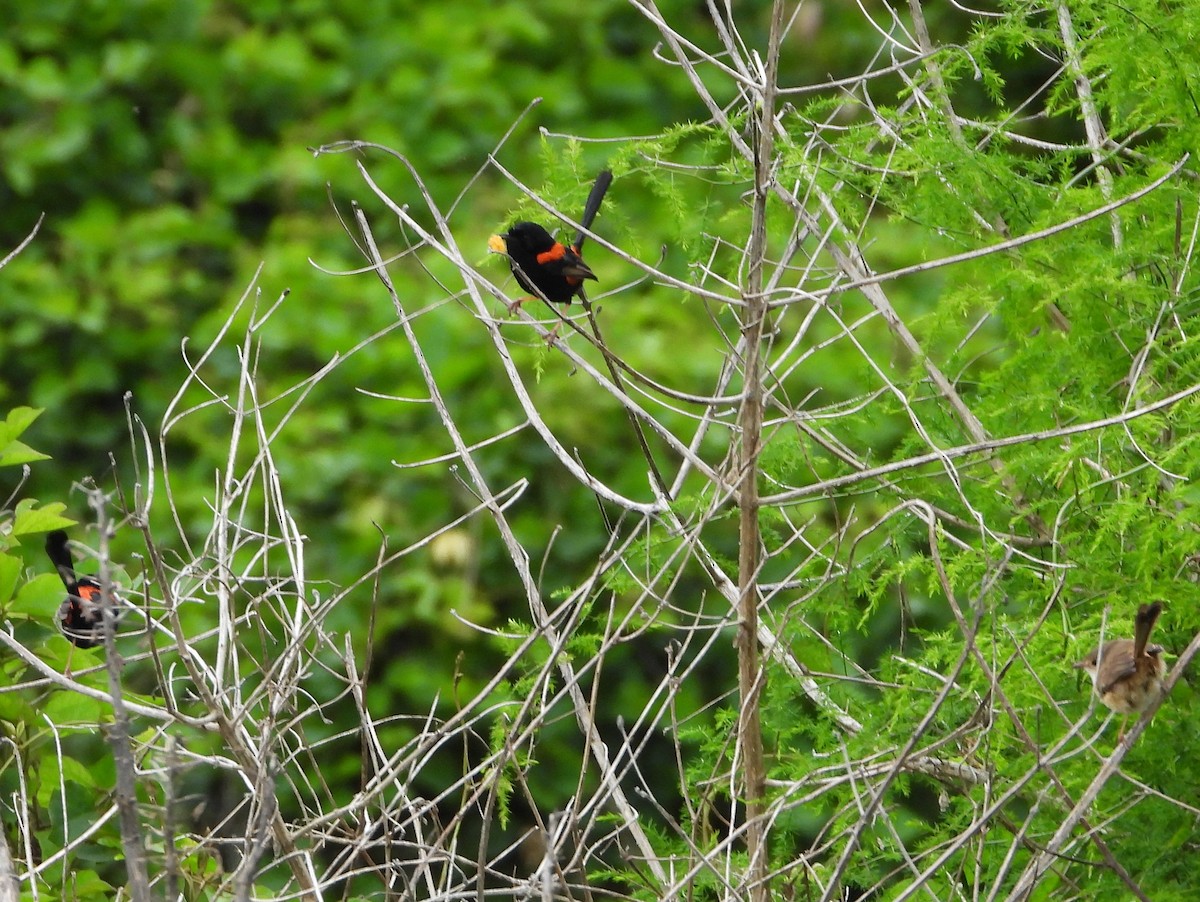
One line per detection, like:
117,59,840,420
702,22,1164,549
489,170,613,310
45,529,123,649
1075,602,1166,735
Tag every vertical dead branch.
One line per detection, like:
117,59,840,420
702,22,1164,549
737,4,785,900
86,490,151,902
0,828,16,902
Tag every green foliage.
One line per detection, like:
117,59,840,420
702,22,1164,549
3,0,1200,897
487,714,519,831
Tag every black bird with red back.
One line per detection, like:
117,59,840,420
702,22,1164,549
489,170,613,306
45,530,120,648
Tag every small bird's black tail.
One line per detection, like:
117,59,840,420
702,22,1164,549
45,530,78,590
573,169,614,252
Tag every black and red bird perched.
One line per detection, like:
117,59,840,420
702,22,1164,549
45,530,121,648
488,169,614,307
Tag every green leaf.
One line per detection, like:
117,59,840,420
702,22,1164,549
10,572,62,617
55,754,101,793
0,407,48,466
10,500,75,536
0,406,42,443
0,553,20,605
42,690,107,727
0,439,49,467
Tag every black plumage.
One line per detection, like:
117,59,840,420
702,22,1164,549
490,170,613,305
45,530,120,648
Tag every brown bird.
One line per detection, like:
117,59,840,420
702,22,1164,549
1075,602,1166,730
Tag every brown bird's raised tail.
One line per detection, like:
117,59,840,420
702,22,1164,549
1133,601,1163,659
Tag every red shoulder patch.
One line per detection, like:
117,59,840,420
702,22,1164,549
536,243,568,265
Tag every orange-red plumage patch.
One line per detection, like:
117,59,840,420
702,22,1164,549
536,243,568,265
78,585,101,602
